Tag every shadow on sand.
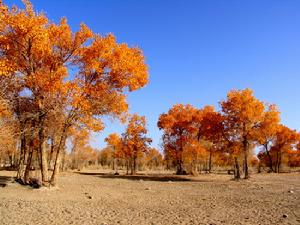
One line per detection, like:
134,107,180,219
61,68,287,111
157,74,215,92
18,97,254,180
77,172,211,182
0,175,12,187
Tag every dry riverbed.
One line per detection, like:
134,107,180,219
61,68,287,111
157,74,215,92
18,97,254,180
0,170,299,225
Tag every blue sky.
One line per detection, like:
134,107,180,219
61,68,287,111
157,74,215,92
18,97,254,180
7,0,300,150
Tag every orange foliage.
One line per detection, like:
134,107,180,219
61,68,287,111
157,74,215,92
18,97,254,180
120,114,152,174
198,107,224,142
143,148,163,169
221,88,265,178
105,133,122,158
158,104,199,174
287,149,300,167
270,125,299,172
0,0,149,184
255,104,281,172
69,128,97,169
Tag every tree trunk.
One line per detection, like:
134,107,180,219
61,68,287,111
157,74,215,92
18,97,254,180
38,113,49,184
191,159,198,175
126,159,129,175
177,136,185,175
9,155,14,167
16,100,26,181
24,146,34,184
40,138,49,183
129,158,133,175
258,162,261,173
264,143,273,172
50,147,61,186
234,157,241,179
61,150,66,172
244,151,249,179
16,131,26,181
48,137,55,169
176,159,184,175
114,158,118,172
112,158,115,171
243,139,249,179
208,149,213,173
24,120,36,183
50,129,67,186
276,150,282,173
132,156,137,175
275,150,280,173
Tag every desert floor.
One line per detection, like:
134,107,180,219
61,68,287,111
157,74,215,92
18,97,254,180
0,170,299,225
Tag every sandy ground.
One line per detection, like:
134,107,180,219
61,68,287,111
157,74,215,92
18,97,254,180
0,170,299,225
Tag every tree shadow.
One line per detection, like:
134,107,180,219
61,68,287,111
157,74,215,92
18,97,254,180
0,175,12,187
77,172,211,182
0,166,17,171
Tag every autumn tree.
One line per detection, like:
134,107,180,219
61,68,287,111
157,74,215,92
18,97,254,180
98,147,115,168
289,141,300,167
220,129,243,179
287,148,300,168
143,148,163,170
158,104,227,174
182,139,207,175
197,106,224,172
68,128,94,170
221,89,265,179
256,104,280,172
0,92,16,167
0,0,148,186
122,114,152,175
105,133,122,171
158,104,199,174
271,125,299,173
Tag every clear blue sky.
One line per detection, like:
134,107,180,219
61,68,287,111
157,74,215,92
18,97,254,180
7,0,300,150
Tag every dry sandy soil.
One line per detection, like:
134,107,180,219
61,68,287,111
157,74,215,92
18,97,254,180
0,170,299,225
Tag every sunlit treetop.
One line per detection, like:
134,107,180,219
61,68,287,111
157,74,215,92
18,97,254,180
0,0,149,132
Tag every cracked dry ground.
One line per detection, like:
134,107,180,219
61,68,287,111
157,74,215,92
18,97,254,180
0,170,299,225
